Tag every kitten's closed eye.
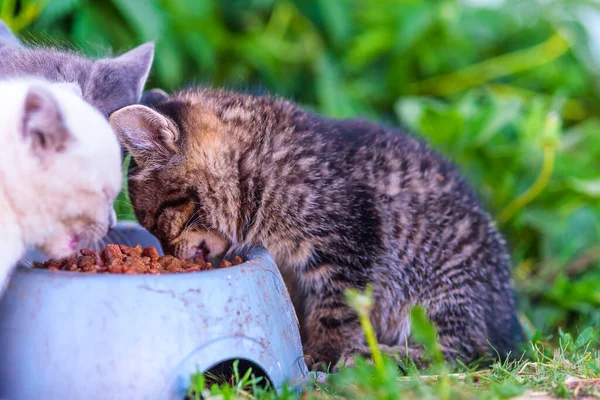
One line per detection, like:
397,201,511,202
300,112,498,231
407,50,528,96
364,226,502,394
156,200,196,242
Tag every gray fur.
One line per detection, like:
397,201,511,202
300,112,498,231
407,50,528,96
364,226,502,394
0,19,154,116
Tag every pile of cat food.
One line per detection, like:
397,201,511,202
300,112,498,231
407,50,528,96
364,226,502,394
33,244,244,275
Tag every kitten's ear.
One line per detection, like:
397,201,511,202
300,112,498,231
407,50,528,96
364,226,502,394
111,42,155,101
140,88,168,107
90,42,155,115
0,19,21,48
21,85,72,158
109,105,178,168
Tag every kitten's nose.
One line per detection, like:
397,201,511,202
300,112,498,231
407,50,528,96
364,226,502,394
108,208,117,231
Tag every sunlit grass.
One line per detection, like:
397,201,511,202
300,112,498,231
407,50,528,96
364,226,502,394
186,290,599,399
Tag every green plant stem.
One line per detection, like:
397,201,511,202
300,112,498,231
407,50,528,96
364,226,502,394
345,286,386,374
498,143,556,223
358,313,384,371
409,33,570,96
488,83,588,122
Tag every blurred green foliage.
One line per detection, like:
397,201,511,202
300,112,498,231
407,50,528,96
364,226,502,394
4,0,600,340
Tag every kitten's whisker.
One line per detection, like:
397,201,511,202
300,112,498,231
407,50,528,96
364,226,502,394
114,198,134,207
180,217,202,237
116,213,134,219
179,204,205,236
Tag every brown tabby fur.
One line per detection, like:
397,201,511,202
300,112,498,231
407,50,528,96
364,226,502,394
110,88,524,371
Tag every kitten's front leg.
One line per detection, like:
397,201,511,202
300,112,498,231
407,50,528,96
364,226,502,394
300,263,368,371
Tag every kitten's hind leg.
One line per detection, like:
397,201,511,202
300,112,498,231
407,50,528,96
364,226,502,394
337,297,492,371
300,263,371,371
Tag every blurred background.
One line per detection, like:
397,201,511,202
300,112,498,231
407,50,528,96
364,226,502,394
3,0,600,343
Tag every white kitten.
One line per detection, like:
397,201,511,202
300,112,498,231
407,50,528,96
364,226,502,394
0,78,122,292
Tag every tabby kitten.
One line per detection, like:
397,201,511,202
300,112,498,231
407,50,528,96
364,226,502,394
0,78,122,293
109,88,524,370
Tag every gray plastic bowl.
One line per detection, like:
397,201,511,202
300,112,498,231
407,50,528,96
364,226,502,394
0,248,308,399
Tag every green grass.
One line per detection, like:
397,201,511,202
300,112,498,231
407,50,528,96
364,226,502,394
186,295,600,399
187,351,600,400
113,155,136,221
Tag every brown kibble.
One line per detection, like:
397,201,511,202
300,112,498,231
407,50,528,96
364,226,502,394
32,244,244,275
232,256,244,266
185,263,200,271
159,255,176,263
203,263,215,271
79,255,95,269
149,261,162,270
82,264,97,273
45,258,62,270
94,252,104,267
219,255,244,268
119,244,143,257
142,246,160,262
66,253,78,261
80,248,95,257
164,257,185,272
108,264,123,274
104,244,123,264
192,257,208,267
124,256,149,274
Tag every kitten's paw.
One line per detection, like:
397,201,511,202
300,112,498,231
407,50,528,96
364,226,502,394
303,345,340,372
336,346,410,374
335,347,374,370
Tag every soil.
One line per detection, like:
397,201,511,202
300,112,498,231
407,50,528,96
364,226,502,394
33,244,244,275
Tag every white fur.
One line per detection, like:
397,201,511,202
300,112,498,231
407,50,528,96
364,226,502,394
0,78,122,292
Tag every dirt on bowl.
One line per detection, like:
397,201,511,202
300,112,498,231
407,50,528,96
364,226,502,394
33,244,244,275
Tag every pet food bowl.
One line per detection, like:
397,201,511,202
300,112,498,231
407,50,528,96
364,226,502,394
0,246,309,399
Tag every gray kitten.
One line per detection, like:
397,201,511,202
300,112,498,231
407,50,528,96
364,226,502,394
0,19,153,116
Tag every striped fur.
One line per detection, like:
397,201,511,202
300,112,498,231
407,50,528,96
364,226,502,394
110,88,524,370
